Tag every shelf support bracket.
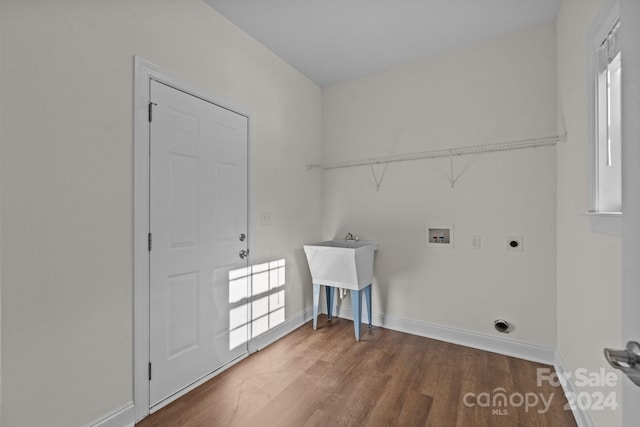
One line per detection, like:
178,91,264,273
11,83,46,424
449,151,455,189
368,159,383,191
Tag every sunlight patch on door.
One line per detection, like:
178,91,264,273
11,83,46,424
228,259,286,350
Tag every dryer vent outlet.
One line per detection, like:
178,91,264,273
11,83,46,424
494,319,511,334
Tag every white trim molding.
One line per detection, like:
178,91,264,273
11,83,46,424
554,351,595,427
587,0,622,234
86,404,135,427
133,55,152,424
584,212,622,236
329,305,555,365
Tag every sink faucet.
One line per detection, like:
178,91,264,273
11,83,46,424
345,232,359,242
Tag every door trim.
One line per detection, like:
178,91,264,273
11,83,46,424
133,57,252,422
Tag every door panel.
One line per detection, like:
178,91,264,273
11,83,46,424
167,271,199,359
149,80,249,407
169,153,199,248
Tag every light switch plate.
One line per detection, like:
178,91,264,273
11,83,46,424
470,235,481,249
261,212,272,226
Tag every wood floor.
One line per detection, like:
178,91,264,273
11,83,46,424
137,316,577,427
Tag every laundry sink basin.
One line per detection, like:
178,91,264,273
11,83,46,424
303,240,379,291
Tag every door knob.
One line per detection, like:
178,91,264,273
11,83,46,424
239,233,246,242
604,341,640,386
239,249,249,259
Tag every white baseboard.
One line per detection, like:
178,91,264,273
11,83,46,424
87,403,135,427
329,304,555,365
248,306,314,352
554,351,595,427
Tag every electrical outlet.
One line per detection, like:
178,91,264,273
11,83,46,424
506,236,524,252
470,235,481,249
261,212,272,226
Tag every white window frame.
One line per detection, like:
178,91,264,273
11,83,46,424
587,0,622,236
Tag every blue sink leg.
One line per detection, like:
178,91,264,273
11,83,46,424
326,286,335,320
312,283,320,330
351,289,362,340
365,284,372,330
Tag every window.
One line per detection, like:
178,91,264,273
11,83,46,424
588,0,622,234
595,20,621,212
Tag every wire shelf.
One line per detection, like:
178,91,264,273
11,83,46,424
307,134,562,171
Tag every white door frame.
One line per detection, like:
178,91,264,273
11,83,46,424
620,1,640,425
133,57,252,422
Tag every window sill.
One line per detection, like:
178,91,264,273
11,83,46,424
584,211,622,236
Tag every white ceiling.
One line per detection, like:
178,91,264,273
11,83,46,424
204,0,561,87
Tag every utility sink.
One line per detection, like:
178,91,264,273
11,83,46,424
303,240,379,291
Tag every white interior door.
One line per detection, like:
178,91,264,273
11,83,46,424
148,80,249,407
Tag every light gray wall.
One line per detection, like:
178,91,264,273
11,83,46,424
556,0,622,426
0,1,322,426
321,22,558,347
